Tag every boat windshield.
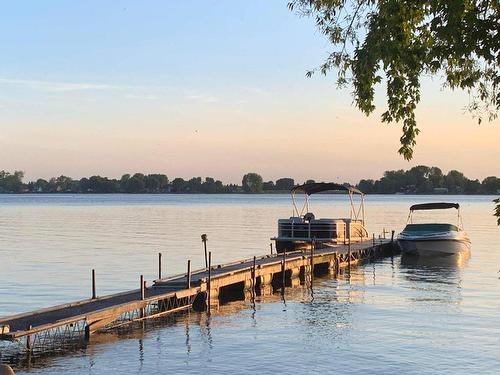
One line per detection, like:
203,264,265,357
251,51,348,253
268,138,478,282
403,223,459,234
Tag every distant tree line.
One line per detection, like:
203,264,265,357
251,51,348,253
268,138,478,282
0,166,499,195
356,166,500,194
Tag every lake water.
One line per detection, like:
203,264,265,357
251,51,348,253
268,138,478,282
0,194,499,374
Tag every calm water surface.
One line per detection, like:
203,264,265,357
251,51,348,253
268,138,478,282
0,194,499,374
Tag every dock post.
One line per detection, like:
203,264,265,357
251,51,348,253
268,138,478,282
252,256,257,292
391,230,395,243
208,251,212,313
140,275,145,300
348,233,351,269
310,238,315,278
92,269,96,300
187,260,191,289
26,325,32,351
158,252,162,279
202,234,208,268
282,251,286,287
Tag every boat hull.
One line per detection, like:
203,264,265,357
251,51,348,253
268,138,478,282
398,238,471,256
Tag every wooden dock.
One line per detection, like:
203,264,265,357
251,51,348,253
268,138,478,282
0,237,397,355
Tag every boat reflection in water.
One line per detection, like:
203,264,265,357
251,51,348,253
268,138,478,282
400,250,470,307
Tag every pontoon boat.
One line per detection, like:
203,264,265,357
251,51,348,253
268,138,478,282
271,182,368,253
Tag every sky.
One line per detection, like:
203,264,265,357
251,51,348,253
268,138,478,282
0,0,498,184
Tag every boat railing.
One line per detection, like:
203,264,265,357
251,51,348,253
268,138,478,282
279,220,346,241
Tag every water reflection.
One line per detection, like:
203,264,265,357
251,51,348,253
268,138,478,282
400,253,470,306
401,251,471,271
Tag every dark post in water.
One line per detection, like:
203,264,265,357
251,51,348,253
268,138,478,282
140,275,144,301
310,237,315,282
252,255,257,292
92,269,96,300
208,251,212,313
158,252,162,279
202,234,208,268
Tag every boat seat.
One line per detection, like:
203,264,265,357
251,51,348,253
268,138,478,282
303,212,315,222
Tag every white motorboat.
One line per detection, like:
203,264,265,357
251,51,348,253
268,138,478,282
271,182,368,253
397,203,471,256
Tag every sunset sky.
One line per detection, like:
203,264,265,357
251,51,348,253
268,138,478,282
1,1,498,184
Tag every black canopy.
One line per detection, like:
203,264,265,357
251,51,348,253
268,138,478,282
410,202,460,211
291,182,363,195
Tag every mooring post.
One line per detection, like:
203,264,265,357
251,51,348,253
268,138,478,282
348,233,351,269
282,251,286,287
91,269,96,300
187,260,191,289
252,255,257,291
208,251,212,313
140,275,145,300
270,242,273,255
26,325,32,351
158,252,162,279
391,230,395,243
310,237,315,271
201,234,208,268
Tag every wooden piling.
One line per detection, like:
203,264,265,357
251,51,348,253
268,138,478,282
158,252,162,279
252,256,257,291
282,251,286,286
187,260,191,289
348,233,351,269
26,325,32,351
310,238,315,282
140,275,144,300
201,234,208,268
91,269,96,300
208,251,212,313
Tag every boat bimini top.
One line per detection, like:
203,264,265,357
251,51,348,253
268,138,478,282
290,182,365,224
407,202,463,229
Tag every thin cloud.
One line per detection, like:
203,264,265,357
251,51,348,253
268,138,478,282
0,78,116,92
185,94,219,103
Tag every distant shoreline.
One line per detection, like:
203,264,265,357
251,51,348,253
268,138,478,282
1,167,499,195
